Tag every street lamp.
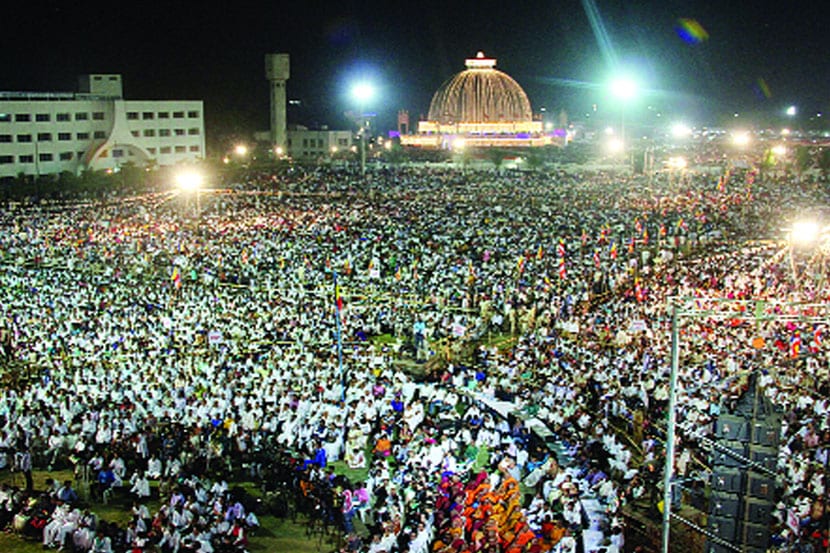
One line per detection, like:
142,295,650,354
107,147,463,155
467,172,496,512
351,82,376,175
234,144,248,157
609,76,638,156
175,170,204,217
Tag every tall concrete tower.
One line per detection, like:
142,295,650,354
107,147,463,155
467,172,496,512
265,53,290,151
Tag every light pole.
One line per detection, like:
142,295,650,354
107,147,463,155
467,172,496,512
175,170,204,219
610,76,637,157
351,82,375,175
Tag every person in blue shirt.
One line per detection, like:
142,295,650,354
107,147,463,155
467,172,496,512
57,479,79,504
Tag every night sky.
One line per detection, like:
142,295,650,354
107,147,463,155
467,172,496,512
2,0,827,148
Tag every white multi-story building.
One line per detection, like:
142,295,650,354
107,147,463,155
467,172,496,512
0,74,205,180
286,126,353,160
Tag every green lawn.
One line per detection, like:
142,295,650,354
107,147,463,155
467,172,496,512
0,469,343,553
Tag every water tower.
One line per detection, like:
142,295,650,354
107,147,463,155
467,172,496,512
265,53,290,152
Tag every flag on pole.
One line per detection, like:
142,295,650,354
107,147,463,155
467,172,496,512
609,242,618,260
335,284,344,312
790,331,802,358
557,238,566,258
171,267,182,289
558,259,566,280
594,249,601,268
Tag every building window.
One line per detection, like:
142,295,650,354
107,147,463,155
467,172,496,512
187,110,199,118
77,151,85,159
131,131,139,137
174,129,185,136
59,152,73,161
17,134,32,143
19,155,33,163
58,132,71,141
36,113,50,122
0,155,13,164
160,146,171,154
93,112,105,120
188,128,199,136
159,129,171,137
76,132,89,140
0,114,10,122
142,112,154,120
39,153,53,162
56,113,71,122
37,133,52,142
15,114,31,122
158,112,169,119
93,131,106,139
173,111,184,118
127,112,139,120
75,112,88,121
0,135,11,143
189,145,200,152
112,149,124,158
147,147,156,154
175,145,186,153
143,129,155,137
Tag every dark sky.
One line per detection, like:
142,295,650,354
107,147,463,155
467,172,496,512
1,0,827,144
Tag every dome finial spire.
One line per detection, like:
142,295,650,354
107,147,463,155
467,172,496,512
465,52,496,69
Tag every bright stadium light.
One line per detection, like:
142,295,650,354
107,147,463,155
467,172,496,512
786,105,797,117
607,138,624,154
234,144,248,157
790,220,820,247
667,156,687,169
771,145,787,156
671,123,692,139
175,171,203,192
610,77,638,100
731,131,750,147
352,82,376,104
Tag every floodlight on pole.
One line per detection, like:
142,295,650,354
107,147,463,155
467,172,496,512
731,131,750,147
789,220,820,247
351,81,377,175
234,144,248,157
670,123,692,139
610,77,638,101
786,105,797,117
609,76,638,157
175,171,203,192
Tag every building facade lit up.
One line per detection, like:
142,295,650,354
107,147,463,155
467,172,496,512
0,74,205,180
401,52,552,149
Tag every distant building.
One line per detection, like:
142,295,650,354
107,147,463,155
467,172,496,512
401,52,553,149
286,126,353,160
0,74,205,180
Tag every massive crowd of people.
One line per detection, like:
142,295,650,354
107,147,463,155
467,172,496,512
0,161,827,553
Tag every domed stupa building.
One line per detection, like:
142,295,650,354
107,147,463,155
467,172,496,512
401,52,552,148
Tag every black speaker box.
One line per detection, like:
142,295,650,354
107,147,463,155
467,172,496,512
716,414,750,442
711,440,748,467
709,491,741,518
709,515,739,541
748,475,775,501
712,468,744,494
742,522,771,548
745,498,773,524
751,422,779,447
